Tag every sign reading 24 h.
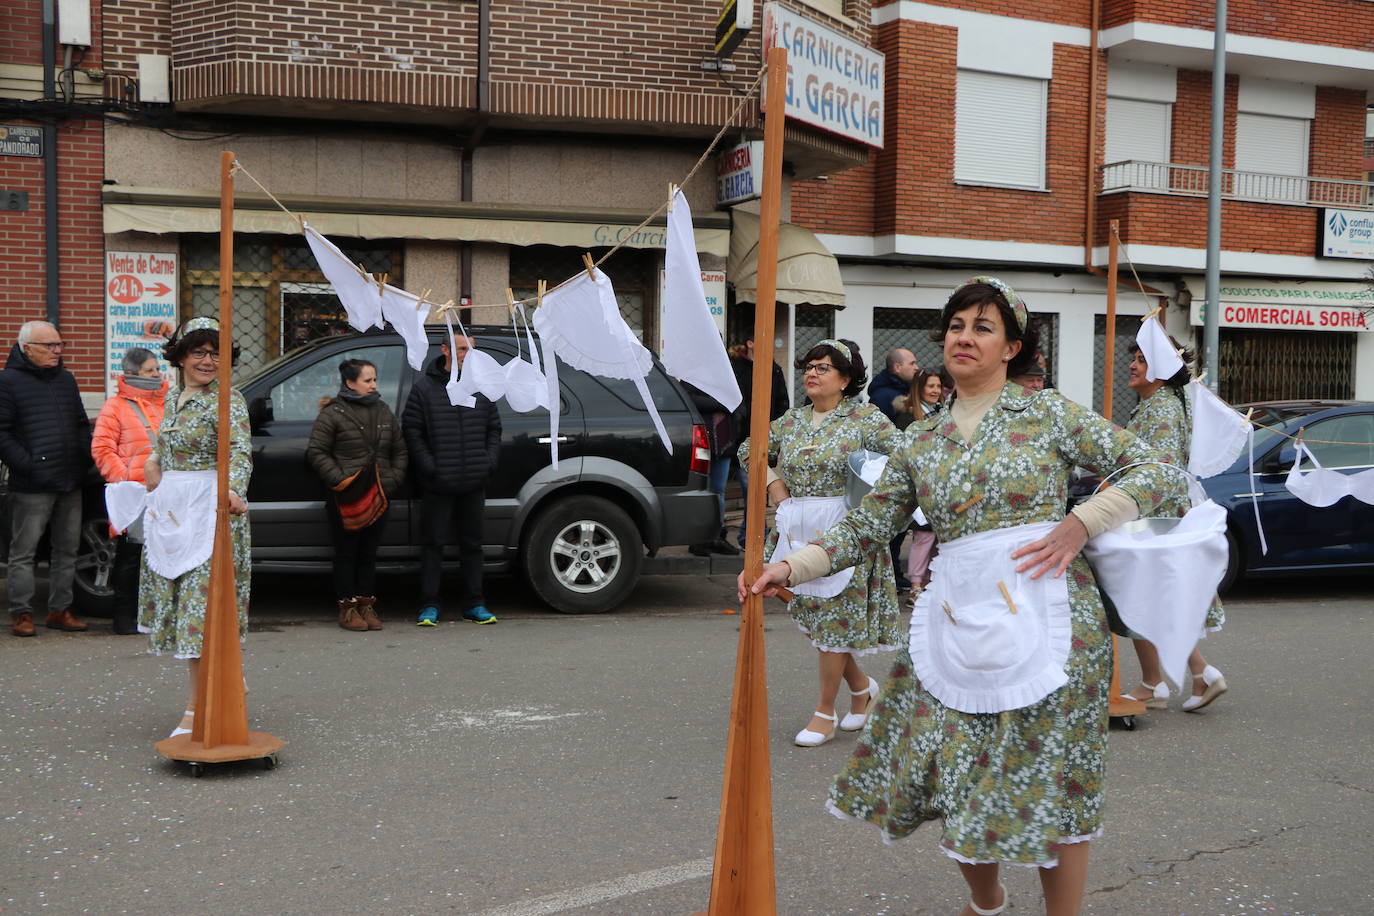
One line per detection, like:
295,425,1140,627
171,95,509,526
105,250,178,396
761,3,884,148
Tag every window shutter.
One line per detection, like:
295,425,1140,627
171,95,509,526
1105,97,1171,164
955,70,1046,188
1235,113,1309,176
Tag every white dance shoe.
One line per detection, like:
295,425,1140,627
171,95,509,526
794,711,837,747
1182,665,1227,712
839,676,879,731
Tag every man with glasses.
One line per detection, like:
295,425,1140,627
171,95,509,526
0,321,94,637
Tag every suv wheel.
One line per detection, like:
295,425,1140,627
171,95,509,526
73,519,117,618
523,495,642,613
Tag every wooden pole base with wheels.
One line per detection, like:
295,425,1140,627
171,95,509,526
690,46,788,916
156,150,283,775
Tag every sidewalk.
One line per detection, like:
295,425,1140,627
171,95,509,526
643,502,749,577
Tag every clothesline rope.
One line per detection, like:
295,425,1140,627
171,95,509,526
228,63,770,315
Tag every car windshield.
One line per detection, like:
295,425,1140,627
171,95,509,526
1247,405,1310,453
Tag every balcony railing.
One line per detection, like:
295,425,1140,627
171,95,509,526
1101,160,1373,209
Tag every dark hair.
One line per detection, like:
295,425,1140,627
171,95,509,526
909,368,946,406
338,358,377,385
929,282,1040,378
1128,336,1194,389
164,328,241,368
794,338,866,398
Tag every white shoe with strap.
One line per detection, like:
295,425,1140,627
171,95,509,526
794,711,837,747
1182,665,1227,712
840,676,880,731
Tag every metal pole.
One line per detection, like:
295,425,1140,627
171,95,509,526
1203,0,1226,391
1104,220,1119,421
41,0,60,328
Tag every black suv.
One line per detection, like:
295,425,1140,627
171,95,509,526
0,327,720,614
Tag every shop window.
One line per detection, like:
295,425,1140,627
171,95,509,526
510,245,659,347
955,70,1047,189
1219,328,1353,403
180,234,400,377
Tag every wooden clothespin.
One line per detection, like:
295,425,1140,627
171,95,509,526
997,581,1019,615
1140,304,1163,323
953,493,985,515
506,288,517,314
667,182,678,211
942,601,958,626
582,253,597,281
536,279,547,309
1244,407,1256,426
415,289,432,313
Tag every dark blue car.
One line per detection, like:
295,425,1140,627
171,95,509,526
1202,400,1374,591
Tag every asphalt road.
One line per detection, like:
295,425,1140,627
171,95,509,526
1,570,1370,915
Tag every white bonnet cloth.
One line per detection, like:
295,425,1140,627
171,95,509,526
303,223,384,332
1186,380,1249,478
1136,314,1184,382
503,305,550,413
379,283,432,371
142,470,217,580
104,481,148,535
534,267,671,467
660,190,742,412
1286,439,1374,507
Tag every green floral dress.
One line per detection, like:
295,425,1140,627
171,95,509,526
738,396,902,654
823,384,1173,866
138,382,252,658
1127,387,1225,631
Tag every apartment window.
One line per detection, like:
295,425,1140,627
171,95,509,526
955,70,1047,189
1105,97,1171,164
1234,113,1310,202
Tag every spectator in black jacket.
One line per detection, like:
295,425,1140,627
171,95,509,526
730,334,790,548
682,382,740,557
402,332,502,627
0,321,94,637
866,347,919,422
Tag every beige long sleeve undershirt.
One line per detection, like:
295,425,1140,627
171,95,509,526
779,386,1138,587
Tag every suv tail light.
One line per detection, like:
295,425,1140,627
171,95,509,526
690,424,711,475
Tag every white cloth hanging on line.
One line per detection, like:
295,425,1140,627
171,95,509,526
1186,380,1249,478
660,190,741,412
379,283,432,371
533,267,672,467
503,305,550,413
1136,313,1184,382
303,223,384,332
1285,439,1374,507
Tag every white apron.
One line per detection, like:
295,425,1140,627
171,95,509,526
104,480,148,536
143,470,217,580
769,496,855,599
909,521,1071,714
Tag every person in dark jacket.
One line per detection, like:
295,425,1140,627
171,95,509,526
307,358,408,632
0,321,94,637
730,334,791,548
682,382,740,557
865,347,919,422
402,332,502,627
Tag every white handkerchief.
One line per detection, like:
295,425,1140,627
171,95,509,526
104,481,148,534
380,284,431,371
304,224,384,332
1186,381,1249,478
661,190,741,412
1136,315,1184,382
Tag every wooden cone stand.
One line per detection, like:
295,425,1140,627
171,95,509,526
155,150,284,774
691,46,788,916
1101,219,1146,727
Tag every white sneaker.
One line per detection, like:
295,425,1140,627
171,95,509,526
794,711,837,747
839,676,880,731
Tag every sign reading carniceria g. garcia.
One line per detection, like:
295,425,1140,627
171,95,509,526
761,2,884,148
1319,207,1374,260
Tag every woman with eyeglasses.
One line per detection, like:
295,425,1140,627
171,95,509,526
91,346,168,634
737,339,901,748
742,279,1175,916
138,317,252,739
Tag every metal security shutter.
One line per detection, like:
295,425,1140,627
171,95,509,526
956,71,1046,188
1235,113,1309,176
1105,97,1171,164
793,306,834,405
1219,329,1353,402
1093,315,1137,427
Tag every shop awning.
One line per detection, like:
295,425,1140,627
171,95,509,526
728,209,845,306
102,187,731,257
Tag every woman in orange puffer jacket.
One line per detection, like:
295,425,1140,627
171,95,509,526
91,347,168,634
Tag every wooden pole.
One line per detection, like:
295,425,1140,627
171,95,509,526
694,46,787,916
192,149,251,748
1102,219,1120,421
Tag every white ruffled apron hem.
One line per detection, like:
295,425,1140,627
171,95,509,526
909,521,1071,715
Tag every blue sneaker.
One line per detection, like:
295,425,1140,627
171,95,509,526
461,605,497,625
416,606,439,627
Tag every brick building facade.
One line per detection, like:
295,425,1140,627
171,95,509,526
4,0,878,400
792,0,1374,412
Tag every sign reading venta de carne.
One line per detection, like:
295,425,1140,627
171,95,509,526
761,3,884,148
1319,207,1374,260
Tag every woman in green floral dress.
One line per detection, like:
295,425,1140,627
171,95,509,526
139,317,252,738
737,339,901,748
743,280,1174,916
1121,338,1228,712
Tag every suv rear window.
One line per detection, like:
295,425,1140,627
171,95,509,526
591,371,689,413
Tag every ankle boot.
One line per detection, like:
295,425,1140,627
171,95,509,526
356,595,382,630
337,598,367,631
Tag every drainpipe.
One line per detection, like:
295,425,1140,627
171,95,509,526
1082,0,1101,272
42,0,60,328
459,0,491,325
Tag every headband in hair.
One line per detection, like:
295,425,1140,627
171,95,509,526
950,276,1028,333
177,316,220,338
818,338,852,361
